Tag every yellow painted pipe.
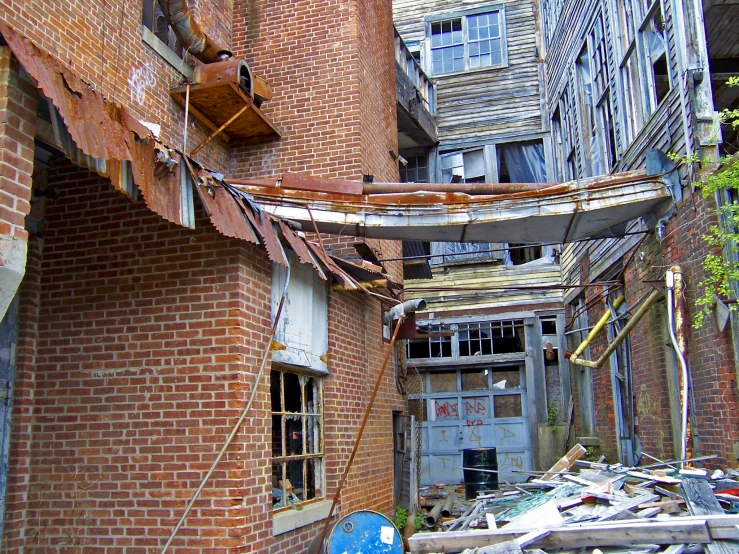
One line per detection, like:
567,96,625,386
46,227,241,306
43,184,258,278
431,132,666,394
569,295,625,364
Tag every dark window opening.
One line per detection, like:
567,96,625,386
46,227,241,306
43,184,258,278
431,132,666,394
407,325,453,359
142,0,184,57
271,370,323,509
509,244,542,265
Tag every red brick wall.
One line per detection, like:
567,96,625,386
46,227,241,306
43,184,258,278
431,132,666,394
6,159,405,552
0,46,36,246
626,191,739,467
574,189,739,467
0,2,229,170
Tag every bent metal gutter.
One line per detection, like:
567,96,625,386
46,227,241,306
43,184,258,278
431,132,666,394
157,0,229,63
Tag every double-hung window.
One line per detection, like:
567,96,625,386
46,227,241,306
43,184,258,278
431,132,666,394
427,6,507,75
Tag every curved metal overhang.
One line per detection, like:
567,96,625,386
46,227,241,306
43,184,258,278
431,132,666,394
230,171,671,244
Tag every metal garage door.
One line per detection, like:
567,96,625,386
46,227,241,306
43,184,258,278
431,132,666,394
419,364,531,486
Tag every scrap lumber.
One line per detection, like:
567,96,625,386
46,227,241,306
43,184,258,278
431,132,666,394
408,519,712,553
460,530,552,554
541,444,587,481
681,479,739,554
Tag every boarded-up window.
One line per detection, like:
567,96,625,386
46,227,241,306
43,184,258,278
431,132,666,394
271,253,329,373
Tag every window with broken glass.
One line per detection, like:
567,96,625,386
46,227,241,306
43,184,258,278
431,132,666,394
142,0,184,57
271,369,323,509
426,6,507,75
431,142,552,267
613,0,671,146
407,320,525,360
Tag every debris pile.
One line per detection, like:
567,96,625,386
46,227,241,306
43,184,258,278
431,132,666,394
409,445,739,554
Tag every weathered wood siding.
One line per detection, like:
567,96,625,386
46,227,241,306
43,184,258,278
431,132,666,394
542,0,697,291
393,0,545,148
406,263,562,313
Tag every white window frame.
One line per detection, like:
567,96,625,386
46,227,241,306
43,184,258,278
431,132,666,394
424,4,508,76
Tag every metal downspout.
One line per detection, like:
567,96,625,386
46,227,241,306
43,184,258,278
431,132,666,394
159,244,292,554
666,266,690,465
157,0,230,63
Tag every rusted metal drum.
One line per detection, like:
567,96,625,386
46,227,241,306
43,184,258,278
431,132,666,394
310,510,403,554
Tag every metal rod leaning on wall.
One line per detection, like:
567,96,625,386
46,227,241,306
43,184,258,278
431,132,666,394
315,315,406,548
159,245,292,554
568,295,625,363
570,288,664,369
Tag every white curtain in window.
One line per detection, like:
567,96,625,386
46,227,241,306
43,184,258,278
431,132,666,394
498,141,547,183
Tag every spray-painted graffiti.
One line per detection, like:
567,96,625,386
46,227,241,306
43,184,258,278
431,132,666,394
466,419,483,427
463,397,489,417
499,453,524,470
468,427,482,446
435,400,459,419
498,426,517,440
439,429,449,443
128,62,157,105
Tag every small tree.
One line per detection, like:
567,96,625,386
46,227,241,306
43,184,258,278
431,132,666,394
693,76,739,328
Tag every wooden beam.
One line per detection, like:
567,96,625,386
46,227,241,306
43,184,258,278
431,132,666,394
408,520,711,553
541,444,587,481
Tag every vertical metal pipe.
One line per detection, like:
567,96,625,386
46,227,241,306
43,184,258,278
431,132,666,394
666,267,689,466
316,315,406,548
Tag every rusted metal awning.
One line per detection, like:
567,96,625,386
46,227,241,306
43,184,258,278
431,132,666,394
228,171,672,244
0,23,387,291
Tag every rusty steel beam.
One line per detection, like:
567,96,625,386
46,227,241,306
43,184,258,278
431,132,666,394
363,181,556,195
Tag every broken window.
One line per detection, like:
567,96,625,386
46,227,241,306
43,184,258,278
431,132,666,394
408,320,525,360
440,149,486,183
400,155,430,183
428,7,506,75
642,7,670,108
271,369,323,509
408,324,454,359
142,0,184,57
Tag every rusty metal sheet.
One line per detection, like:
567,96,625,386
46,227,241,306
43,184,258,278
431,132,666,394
193,170,260,244
276,220,324,277
304,241,358,289
281,172,364,196
0,23,131,162
237,199,288,266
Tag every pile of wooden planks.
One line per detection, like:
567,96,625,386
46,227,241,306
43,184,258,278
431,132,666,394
409,445,739,554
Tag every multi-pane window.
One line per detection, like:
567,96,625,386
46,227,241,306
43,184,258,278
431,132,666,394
407,325,454,359
615,0,671,146
431,19,465,73
467,13,503,69
142,0,183,57
271,370,323,509
428,7,506,75
407,320,525,360
458,321,525,356
400,155,430,183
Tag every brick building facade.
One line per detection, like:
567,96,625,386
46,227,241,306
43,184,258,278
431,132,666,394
0,1,404,552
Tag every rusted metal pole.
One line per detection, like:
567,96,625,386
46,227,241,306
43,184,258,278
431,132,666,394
316,315,406,548
362,181,556,195
190,104,248,157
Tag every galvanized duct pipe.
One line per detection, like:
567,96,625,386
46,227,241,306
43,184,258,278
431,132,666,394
157,0,230,63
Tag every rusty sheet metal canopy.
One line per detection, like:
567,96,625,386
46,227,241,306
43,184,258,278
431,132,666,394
230,170,671,244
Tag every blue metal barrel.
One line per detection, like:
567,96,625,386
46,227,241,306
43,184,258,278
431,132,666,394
321,510,403,554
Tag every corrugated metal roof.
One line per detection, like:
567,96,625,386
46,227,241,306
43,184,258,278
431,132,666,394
402,241,433,280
